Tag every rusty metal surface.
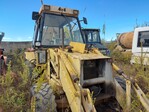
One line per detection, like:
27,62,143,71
118,32,134,49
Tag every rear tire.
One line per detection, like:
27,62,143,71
31,83,57,112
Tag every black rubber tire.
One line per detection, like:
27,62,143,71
115,76,126,91
31,83,57,112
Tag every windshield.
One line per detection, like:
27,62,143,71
83,30,101,43
137,31,149,47
41,14,83,46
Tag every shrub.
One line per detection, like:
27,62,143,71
0,51,31,112
112,50,132,64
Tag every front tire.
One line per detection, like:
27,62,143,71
31,83,57,112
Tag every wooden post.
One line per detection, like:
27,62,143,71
126,80,131,111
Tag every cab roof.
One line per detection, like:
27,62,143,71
39,5,79,17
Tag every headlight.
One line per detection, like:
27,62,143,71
35,42,41,47
38,50,47,64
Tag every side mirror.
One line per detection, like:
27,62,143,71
83,17,88,24
32,12,39,20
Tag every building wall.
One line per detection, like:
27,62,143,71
1,41,32,53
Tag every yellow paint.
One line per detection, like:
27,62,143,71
92,48,104,56
133,83,149,111
60,59,83,112
39,5,79,17
68,55,81,77
48,49,59,77
112,63,120,71
59,50,78,81
25,51,35,61
67,52,109,60
70,42,86,53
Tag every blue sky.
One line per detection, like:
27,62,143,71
0,0,149,41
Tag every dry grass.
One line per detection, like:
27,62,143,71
106,42,149,111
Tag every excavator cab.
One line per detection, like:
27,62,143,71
73,28,110,55
32,5,84,49
82,28,109,55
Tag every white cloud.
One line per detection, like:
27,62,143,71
2,36,32,42
27,36,33,40
2,37,12,41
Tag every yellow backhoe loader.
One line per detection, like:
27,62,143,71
25,4,149,112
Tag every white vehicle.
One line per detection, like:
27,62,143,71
115,27,149,65
130,27,149,65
